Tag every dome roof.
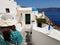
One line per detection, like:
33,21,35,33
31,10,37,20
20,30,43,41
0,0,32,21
32,7,37,11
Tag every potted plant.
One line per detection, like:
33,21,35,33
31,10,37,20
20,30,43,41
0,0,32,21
36,18,46,27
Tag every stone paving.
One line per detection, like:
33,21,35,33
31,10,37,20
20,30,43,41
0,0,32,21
20,26,32,45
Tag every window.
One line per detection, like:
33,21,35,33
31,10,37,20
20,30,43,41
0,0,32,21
6,8,10,13
25,14,30,24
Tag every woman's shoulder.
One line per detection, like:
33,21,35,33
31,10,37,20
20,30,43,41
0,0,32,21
11,30,20,33
10,30,21,35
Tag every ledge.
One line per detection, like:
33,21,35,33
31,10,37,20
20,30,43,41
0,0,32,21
33,24,60,41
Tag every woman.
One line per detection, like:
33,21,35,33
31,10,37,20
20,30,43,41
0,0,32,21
0,15,23,45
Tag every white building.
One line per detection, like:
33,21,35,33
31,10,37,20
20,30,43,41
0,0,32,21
0,0,39,27
16,7,38,27
36,12,45,18
0,0,17,17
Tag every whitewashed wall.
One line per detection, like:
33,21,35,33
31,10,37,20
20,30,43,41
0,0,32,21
17,7,36,26
0,0,17,17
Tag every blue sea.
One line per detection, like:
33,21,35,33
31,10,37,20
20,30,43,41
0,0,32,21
44,11,60,27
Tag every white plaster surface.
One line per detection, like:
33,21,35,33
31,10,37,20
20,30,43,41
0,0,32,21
33,24,60,41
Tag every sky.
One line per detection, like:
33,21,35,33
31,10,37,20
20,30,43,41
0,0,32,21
15,0,60,8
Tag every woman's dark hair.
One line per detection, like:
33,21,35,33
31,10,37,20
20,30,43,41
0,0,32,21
0,25,16,41
3,29,10,41
10,25,16,31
